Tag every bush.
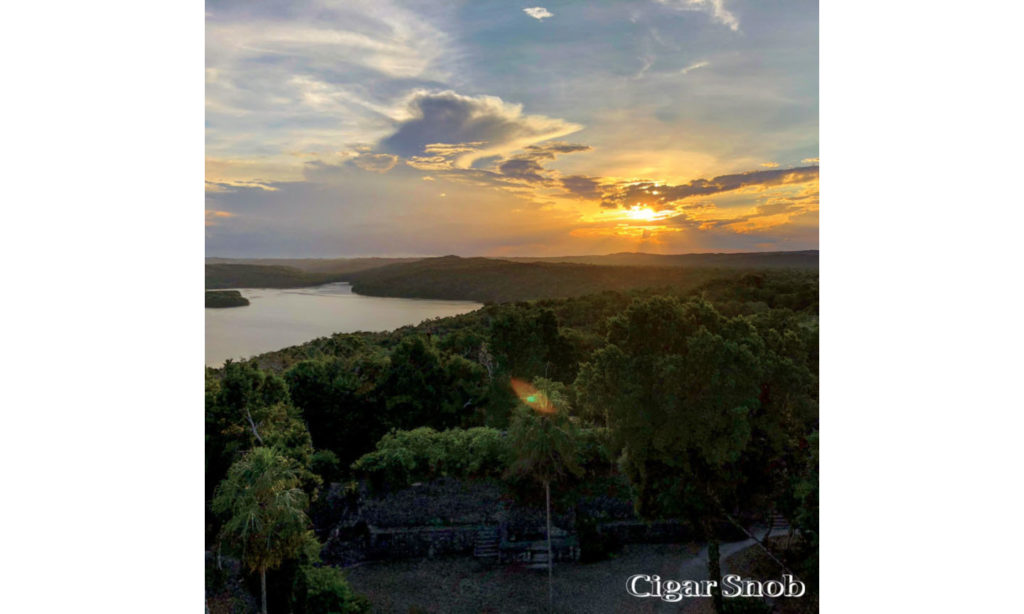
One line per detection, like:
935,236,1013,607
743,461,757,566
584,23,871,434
351,427,512,489
296,565,370,614
311,450,342,484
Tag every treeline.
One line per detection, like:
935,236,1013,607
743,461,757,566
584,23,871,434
206,290,250,308
205,254,819,304
344,256,819,303
205,270,819,613
207,257,419,275
505,250,819,268
206,264,348,289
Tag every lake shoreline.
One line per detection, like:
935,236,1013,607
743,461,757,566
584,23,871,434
205,282,482,368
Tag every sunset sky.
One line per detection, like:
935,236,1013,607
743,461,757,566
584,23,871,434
206,0,818,257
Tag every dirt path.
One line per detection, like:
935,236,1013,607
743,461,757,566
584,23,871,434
342,530,792,613
660,528,792,614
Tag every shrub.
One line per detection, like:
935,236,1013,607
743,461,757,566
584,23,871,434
311,450,342,484
351,427,512,489
296,565,370,614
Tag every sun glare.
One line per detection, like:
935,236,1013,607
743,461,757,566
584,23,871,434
625,206,668,222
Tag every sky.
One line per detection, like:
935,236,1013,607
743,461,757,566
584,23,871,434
205,0,818,257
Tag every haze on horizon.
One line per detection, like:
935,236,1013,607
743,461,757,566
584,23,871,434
206,0,818,258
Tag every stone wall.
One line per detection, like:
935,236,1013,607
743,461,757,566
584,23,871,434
366,525,481,559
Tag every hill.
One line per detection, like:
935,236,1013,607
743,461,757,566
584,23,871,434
345,255,816,303
205,290,250,308
205,264,348,289
205,257,419,275
205,251,819,299
502,250,818,268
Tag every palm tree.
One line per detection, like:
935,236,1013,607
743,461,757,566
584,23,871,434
506,379,583,612
213,447,316,614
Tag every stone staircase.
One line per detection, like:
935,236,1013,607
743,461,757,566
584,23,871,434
473,526,500,561
525,544,550,570
768,511,790,531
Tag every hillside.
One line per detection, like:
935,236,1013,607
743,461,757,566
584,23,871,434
205,264,347,289
205,290,250,308
502,250,818,268
345,255,814,303
205,257,419,275
205,251,819,299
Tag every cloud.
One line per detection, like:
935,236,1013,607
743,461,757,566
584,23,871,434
205,209,235,226
523,7,554,21
656,0,739,32
760,162,779,168
351,153,399,173
205,0,455,169
560,175,604,200
522,142,592,159
803,157,820,164
680,60,710,75
498,158,548,183
379,90,582,168
601,165,819,209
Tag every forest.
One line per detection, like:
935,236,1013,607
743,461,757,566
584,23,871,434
205,269,819,614
206,252,818,303
206,290,250,308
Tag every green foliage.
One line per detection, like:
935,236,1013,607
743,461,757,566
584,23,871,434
310,450,342,485
294,565,370,614
576,297,763,521
345,255,816,303
212,447,319,576
789,431,819,588
205,270,818,592
285,353,390,469
489,307,578,382
352,426,512,489
206,264,347,289
207,361,296,503
206,290,250,308
380,335,487,429
505,379,585,486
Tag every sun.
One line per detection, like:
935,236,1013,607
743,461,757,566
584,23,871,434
625,206,668,222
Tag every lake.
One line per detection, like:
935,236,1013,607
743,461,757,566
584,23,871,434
205,283,482,367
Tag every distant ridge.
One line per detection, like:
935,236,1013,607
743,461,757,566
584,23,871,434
343,254,817,303
205,256,419,274
206,251,818,300
501,250,818,268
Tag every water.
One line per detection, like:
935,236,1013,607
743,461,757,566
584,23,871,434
205,283,481,367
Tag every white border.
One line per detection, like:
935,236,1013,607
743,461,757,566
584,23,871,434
3,1,1024,612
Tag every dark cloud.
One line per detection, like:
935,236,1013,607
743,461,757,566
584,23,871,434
560,175,603,200
491,141,592,185
498,158,547,183
378,90,579,164
521,142,592,160
601,165,819,208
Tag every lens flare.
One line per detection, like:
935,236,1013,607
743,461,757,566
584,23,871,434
510,378,556,414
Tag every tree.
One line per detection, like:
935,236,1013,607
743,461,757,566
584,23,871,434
490,307,578,382
505,379,584,611
207,362,308,545
381,335,487,430
576,297,764,614
284,354,390,469
213,447,318,614
294,565,370,614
